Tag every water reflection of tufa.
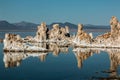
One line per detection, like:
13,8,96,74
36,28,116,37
73,48,120,79
49,43,69,56
105,49,120,79
73,48,100,68
3,43,69,68
3,52,48,68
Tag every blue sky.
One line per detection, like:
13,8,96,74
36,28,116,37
0,0,120,25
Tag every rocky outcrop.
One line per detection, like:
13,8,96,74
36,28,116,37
3,16,120,52
93,16,120,47
110,16,120,39
73,24,92,45
3,22,71,51
3,33,24,50
3,33,48,52
34,22,49,42
48,24,70,41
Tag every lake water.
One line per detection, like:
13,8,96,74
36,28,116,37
0,31,120,80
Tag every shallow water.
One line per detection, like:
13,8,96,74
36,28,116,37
0,31,120,80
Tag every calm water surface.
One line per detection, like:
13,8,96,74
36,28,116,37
0,31,120,80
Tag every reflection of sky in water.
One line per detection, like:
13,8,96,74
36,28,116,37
0,32,120,80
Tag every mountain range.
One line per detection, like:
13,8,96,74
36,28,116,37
0,20,110,31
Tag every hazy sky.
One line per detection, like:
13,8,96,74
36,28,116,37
0,0,120,25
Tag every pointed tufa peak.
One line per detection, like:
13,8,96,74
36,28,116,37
110,16,120,39
65,26,69,33
75,23,92,43
110,16,119,25
78,24,83,30
40,22,46,27
77,24,83,35
53,24,59,30
89,33,93,39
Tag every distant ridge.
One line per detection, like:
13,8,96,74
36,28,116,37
0,21,16,30
13,21,38,30
0,20,110,31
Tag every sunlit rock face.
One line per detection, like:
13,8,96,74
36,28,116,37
4,33,24,50
3,23,71,51
24,36,34,41
73,24,92,44
48,24,60,40
110,16,120,46
94,16,120,47
4,16,120,51
34,22,49,42
3,33,48,51
94,32,111,45
110,16,120,39
48,24,70,41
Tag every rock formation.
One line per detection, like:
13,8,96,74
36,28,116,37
65,26,70,37
110,16,120,39
3,33,24,50
48,24,60,40
3,22,71,51
3,16,120,52
48,24,70,41
34,22,49,42
93,16,120,47
3,33,48,52
73,24,92,44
